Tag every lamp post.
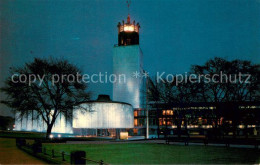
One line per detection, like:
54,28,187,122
145,71,149,139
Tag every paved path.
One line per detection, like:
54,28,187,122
0,138,47,164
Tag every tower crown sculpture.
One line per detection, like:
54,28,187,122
117,14,140,46
117,15,140,34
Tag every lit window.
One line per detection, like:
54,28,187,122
167,110,173,115
134,111,138,117
163,110,173,115
159,118,163,126
162,110,166,115
167,120,172,125
134,119,138,126
124,25,134,32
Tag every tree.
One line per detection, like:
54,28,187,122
191,57,229,138
147,76,178,138
1,58,90,138
158,79,176,138
224,59,260,137
175,77,198,137
147,77,162,138
147,57,259,139
191,57,259,138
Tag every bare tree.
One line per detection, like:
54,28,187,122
1,58,90,138
191,57,229,138
147,77,162,138
191,57,259,138
224,59,260,137
147,76,178,138
146,57,259,139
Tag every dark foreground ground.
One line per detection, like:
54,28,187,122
43,142,260,164
0,136,259,164
0,138,46,164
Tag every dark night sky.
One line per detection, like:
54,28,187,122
0,0,260,116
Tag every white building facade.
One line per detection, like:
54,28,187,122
113,15,144,109
14,95,133,135
73,101,133,129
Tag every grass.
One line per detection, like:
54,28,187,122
43,143,260,164
0,131,112,141
0,130,46,138
1,131,259,164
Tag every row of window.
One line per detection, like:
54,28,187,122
134,110,174,117
134,117,211,127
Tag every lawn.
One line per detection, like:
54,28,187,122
43,143,260,164
0,130,46,138
0,131,112,141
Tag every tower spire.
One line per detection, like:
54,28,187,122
117,0,140,46
126,0,131,15
126,0,131,24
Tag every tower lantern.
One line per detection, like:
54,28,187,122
117,15,140,46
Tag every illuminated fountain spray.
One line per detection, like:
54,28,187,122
14,95,133,136
14,111,73,134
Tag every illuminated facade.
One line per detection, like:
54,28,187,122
73,96,133,129
113,15,144,109
133,102,260,137
14,95,133,135
14,111,73,134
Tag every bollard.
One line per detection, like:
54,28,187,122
62,151,65,161
70,151,86,165
32,140,42,154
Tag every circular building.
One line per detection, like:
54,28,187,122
73,95,133,136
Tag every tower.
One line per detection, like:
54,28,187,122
113,14,143,109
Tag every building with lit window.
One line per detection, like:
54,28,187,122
13,12,260,138
133,102,260,137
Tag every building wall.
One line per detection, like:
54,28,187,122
73,102,134,129
14,102,133,134
134,103,260,136
113,45,143,109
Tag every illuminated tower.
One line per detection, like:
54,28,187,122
113,14,143,109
